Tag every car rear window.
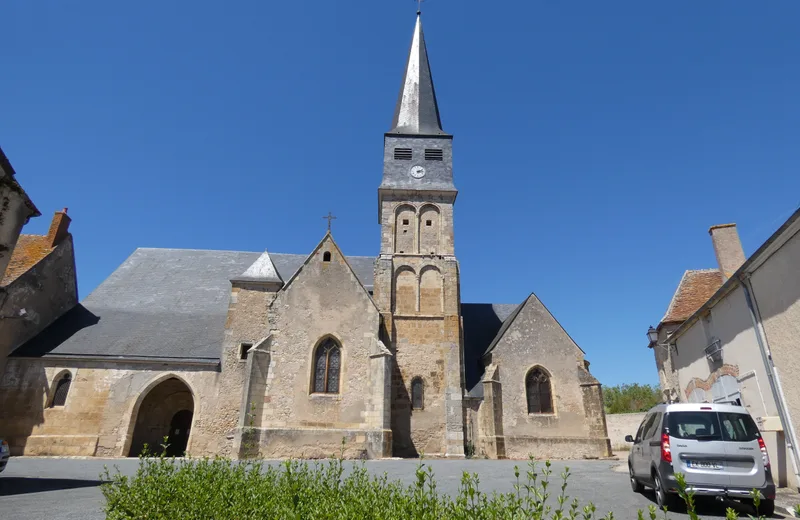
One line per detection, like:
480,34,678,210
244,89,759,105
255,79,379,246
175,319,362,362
667,411,759,442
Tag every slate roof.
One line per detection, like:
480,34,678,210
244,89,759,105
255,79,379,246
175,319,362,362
389,14,446,136
12,248,376,361
14,246,521,387
1,235,55,286
462,302,519,397
661,269,724,324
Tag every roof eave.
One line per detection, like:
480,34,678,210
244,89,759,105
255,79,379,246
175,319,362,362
667,206,800,344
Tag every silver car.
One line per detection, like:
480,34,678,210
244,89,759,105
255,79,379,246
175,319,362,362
0,438,8,473
626,403,776,516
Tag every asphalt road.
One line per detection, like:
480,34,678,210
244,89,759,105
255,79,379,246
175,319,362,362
0,457,787,519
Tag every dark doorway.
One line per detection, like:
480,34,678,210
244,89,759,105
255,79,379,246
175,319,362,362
166,410,193,457
128,377,194,457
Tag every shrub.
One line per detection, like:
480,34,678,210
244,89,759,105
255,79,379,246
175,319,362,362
100,444,774,520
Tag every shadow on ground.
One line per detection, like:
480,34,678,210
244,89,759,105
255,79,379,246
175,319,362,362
640,489,786,518
0,477,103,497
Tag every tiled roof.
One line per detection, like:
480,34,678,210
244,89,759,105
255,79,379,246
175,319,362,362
661,269,724,324
1,235,54,286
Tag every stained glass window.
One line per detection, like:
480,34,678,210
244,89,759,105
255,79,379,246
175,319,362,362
312,338,341,394
526,368,553,414
51,373,72,407
411,378,424,410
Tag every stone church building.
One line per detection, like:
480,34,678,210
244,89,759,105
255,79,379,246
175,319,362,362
0,15,610,460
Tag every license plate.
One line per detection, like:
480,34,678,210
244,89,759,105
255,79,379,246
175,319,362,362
687,460,722,470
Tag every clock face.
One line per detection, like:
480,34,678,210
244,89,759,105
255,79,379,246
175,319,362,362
410,165,426,179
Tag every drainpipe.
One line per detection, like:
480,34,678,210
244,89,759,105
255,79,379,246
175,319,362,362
740,273,800,489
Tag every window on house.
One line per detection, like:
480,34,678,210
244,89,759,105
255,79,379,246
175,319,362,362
50,373,72,407
411,378,424,410
525,368,553,414
323,251,331,262
240,343,252,361
313,337,341,394
403,219,409,225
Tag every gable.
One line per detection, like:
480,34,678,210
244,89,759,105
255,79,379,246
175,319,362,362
484,292,585,360
276,234,377,315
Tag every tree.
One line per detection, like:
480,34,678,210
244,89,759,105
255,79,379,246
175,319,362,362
603,383,662,414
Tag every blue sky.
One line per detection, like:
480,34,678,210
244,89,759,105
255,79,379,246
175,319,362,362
3,1,800,387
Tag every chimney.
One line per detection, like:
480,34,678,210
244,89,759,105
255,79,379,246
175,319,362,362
709,223,746,279
47,208,71,247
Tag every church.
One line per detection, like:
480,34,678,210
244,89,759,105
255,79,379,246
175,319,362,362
0,15,610,460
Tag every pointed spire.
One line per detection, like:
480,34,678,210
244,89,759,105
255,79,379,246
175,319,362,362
389,14,446,135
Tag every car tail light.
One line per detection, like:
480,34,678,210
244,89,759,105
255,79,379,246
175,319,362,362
661,433,672,463
758,436,770,469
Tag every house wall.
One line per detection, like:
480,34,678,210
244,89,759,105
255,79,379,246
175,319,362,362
749,225,800,488
0,359,223,457
671,283,793,487
483,295,610,459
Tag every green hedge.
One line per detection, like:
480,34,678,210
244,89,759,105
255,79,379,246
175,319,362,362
101,448,780,520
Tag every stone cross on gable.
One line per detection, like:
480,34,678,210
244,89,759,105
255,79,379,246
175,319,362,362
323,212,337,232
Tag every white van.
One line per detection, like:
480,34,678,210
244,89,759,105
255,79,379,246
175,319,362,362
626,403,776,516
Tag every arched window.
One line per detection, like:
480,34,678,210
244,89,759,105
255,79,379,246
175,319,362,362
313,338,341,394
50,373,72,407
411,377,424,410
525,368,553,414
323,251,331,262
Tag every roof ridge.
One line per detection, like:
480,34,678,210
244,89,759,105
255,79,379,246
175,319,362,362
134,247,376,258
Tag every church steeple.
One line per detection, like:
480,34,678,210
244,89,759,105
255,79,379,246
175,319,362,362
389,14,446,136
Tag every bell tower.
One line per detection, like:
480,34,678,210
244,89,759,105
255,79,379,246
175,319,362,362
373,13,464,457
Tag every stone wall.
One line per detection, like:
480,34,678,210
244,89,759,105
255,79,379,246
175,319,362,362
0,358,221,457
605,412,646,452
482,294,611,459
375,195,464,458
242,236,391,458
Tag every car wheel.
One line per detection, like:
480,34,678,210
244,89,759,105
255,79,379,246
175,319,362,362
756,498,775,518
629,464,644,493
653,472,675,511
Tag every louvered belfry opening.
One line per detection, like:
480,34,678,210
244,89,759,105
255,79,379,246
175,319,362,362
394,148,413,160
424,148,443,161
526,368,553,414
50,373,72,407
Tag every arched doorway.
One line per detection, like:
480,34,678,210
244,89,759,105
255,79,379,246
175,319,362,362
128,377,194,457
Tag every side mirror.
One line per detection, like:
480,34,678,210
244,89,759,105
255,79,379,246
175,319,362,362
625,435,634,443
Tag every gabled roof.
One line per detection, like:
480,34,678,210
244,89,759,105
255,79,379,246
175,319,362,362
1,235,55,286
12,247,376,361
661,269,724,324
482,295,532,358
461,302,518,395
388,14,447,136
